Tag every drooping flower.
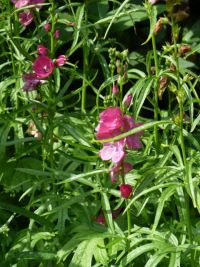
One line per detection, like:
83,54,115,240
110,162,132,182
55,55,67,67
19,11,34,26
33,56,54,78
22,72,41,91
99,140,125,164
37,45,49,56
120,184,133,199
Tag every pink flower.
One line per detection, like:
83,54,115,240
112,84,119,95
120,184,133,199
54,30,60,39
44,23,51,32
33,56,54,78
55,55,67,67
14,0,29,8
110,162,132,182
19,11,34,26
37,45,49,56
123,94,132,107
99,140,125,163
123,115,144,149
22,72,41,91
96,107,124,140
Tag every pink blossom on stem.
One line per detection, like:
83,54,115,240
19,11,34,26
37,45,49,56
22,72,41,91
99,140,125,164
55,55,67,67
120,184,133,199
44,23,51,32
33,56,54,78
96,107,124,140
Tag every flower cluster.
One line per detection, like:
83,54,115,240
11,0,45,26
23,45,67,91
96,107,143,163
96,107,144,198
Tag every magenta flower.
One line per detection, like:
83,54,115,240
44,23,51,32
120,184,133,199
54,30,60,39
22,72,41,91
96,107,124,140
14,0,29,8
123,115,144,149
19,11,34,26
99,140,125,163
110,162,132,182
37,45,49,56
55,55,67,67
33,56,54,78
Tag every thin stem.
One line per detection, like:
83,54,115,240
152,34,159,155
81,6,88,113
171,19,194,267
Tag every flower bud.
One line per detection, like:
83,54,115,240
44,23,51,32
123,94,132,107
120,184,133,199
55,55,67,67
37,45,49,56
112,84,119,95
54,29,60,39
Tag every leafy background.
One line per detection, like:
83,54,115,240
0,0,200,266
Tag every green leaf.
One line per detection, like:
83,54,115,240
101,192,115,233
142,5,157,45
119,243,155,266
69,239,99,267
152,185,178,231
93,238,109,266
70,4,85,52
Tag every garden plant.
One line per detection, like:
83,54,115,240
0,0,200,266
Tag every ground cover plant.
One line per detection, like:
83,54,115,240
0,0,200,266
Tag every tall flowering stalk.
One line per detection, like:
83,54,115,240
96,106,144,236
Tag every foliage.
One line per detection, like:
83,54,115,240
0,0,200,266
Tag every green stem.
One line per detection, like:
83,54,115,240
171,19,194,267
50,0,55,57
152,34,159,155
81,8,89,113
